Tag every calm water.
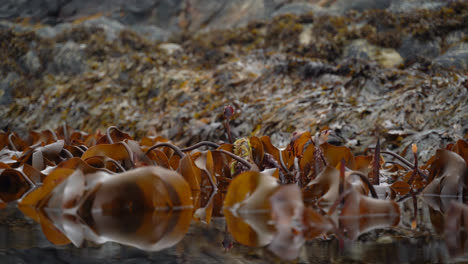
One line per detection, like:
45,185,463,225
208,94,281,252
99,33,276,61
1,196,467,264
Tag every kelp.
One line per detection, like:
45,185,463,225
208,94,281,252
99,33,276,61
0,126,467,260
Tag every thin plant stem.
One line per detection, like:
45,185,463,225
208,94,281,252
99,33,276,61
181,141,220,152
279,150,292,177
212,149,253,170
372,138,381,185
106,126,117,144
225,120,233,144
47,128,58,141
120,141,135,169
61,148,74,159
8,133,18,151
63,123,69,145
380,150,413,168
379,150,428,180
145,143,185,158
105,158,126,172
347,171,379,199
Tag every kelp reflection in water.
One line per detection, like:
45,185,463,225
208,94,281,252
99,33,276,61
1,193,468,263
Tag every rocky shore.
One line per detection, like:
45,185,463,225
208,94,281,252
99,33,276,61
0,0,467,162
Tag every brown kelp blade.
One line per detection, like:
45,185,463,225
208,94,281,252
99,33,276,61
423,149,467,197
0,168,32,202
224,170,279,213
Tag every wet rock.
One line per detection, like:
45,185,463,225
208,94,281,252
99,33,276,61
388,0,448,12
134,0,183,31
58,1,120,22
118,0,159,24
343,39,403,68
335,0,391,13
48,41,86,74
432,43,468,71
0,0,67,24
0,72,17,105
20,50,41,75
271,3,317,17
183,0,266,32
131,25,169,42
398,36,441,61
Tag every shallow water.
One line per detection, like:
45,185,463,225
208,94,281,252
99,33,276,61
1,195,468,264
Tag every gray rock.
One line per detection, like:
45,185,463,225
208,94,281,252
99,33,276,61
0,0,68,23
120,0,156,14
0,20,28,32
0,20,71,39
48,41,86,74
35,23,71,39
0,72,18,105
401,129,452,162
271,3,317,17
183,0,267,32
0,0,457,35
432,43,468,71
21,50,41,75
334,0,391,13
127,0,183,31
58,0,119,21
388,0,448,12
80,17,125,42
131,25,169,42
398,36,441,61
